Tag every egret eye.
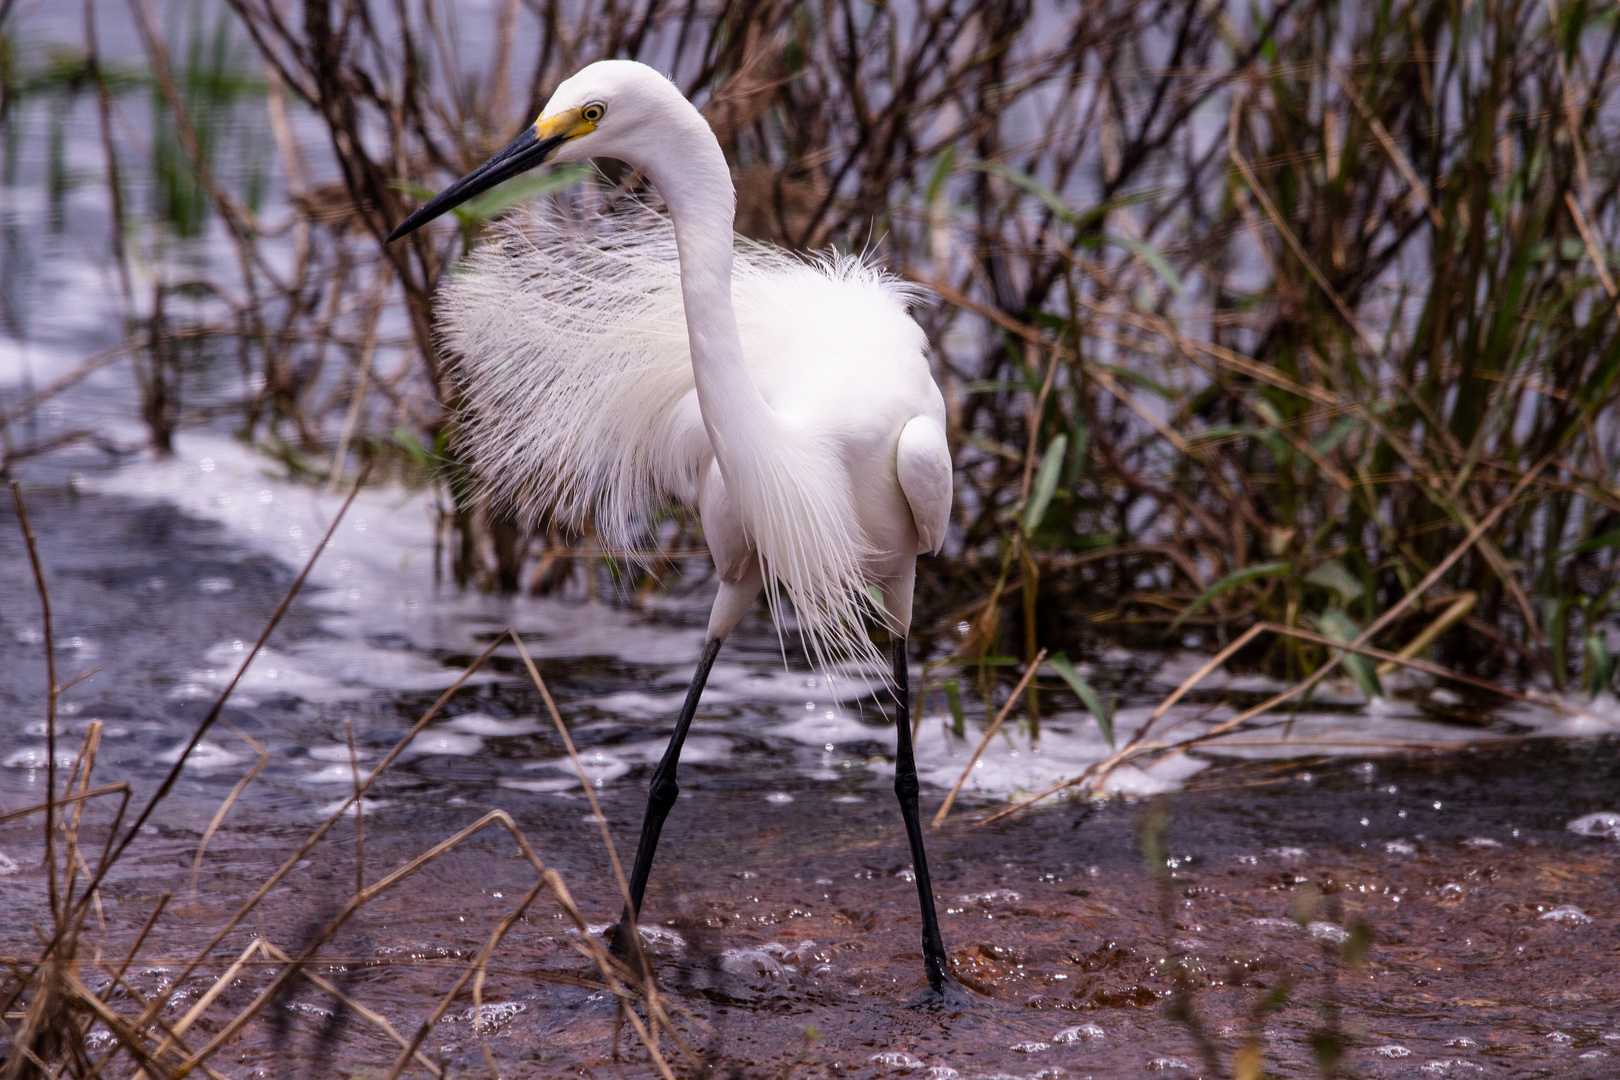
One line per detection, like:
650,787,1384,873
581,102,606,123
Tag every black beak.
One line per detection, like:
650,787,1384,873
386,126,569,242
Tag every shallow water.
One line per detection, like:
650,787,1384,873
4,479,1620,1078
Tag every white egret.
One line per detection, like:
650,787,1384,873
387,60,963,1002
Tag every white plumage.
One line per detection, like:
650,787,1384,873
439,200,946,673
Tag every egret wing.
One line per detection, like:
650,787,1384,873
896,416,952,554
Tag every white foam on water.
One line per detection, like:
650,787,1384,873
398,731,484,759
1499,692,1620,736
510,750,632,793
70,432,1620,805
443,714,545,737
156,739,247,772
317,797,392,817
1567,812,1620,840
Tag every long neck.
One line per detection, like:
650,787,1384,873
640,116,774,478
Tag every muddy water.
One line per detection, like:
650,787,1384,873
3,487,1619,1079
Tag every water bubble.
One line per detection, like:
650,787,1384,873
1420,1061,1483,1075
1547,1030,1575,1043
1385,839,1416,855
1308,921,1349,943
764,791,794,804
460,1001,525,1034
1567,812,1620,840
870,1051,925,1070
1010,1041,1050,1053
198,577,234,595
1053,1023,1105,1043
1374,1045,1412,1057
1539,905,1592,925
718,948,789,981
1461,837,1501,849
1266,846,1307,860
922,1069,959,1080
1146,1058,1191,1071
1446,1038,1477,1048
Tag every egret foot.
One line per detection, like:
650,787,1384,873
908,971,977,1010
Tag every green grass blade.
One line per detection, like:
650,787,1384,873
1168,561,1289,633
1023,434,1067,535
1317,607,1383,700
1047,653,1114,748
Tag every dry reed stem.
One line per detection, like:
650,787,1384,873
1331,67,1443,230
253,941,442,1079
169,812,541,1076
978,601,1569,826
78,895,172,1080
342,717,363,901
510,636,697,1071
116,634,507,1048
1195,457,1552,743
1564,191,1618,299
55,465,371,956
1374,592,1478,675
0,342,137,427
186,720,269,905
382,876,549,1080
932,649,1046,828
10,481,61,928
0,786,129,830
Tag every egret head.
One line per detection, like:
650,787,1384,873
386,60,687,243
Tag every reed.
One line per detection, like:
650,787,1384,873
1,0,1617,689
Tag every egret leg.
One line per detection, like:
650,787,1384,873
613,635,723,953
890,636,969,1003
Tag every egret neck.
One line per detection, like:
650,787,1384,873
637,108,775,487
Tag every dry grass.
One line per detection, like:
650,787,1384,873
0,480,696,1079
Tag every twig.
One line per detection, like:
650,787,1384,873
932,649,1045,827
186,720,269,905
11,481,61,925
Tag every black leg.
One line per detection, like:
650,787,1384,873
891,636,970,1003
613,636,723,955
